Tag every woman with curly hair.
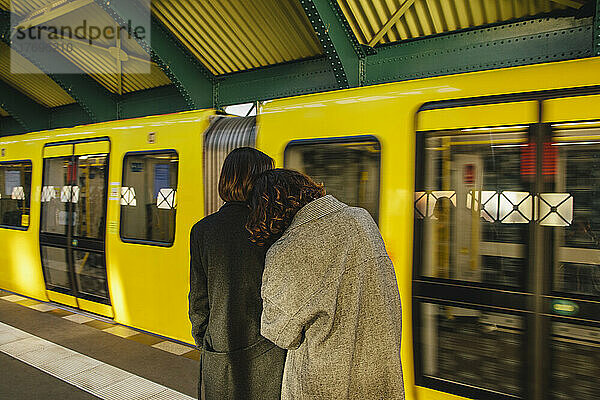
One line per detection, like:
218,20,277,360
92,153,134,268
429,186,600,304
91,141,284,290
247,169,404,400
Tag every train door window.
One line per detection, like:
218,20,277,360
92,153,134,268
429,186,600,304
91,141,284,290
120,151,179,245
546,121,600,400
41,157,72,235
421,303,524,397
74,154,108,240
418,127,530,288
0,160,32,229
550,124,600,298
284,137,381,222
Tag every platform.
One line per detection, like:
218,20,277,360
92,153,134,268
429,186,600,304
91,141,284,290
0,289,200,400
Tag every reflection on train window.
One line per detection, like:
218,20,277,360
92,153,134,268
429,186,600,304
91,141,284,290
548,125,600,298
74,155,108,239
120,151,179,245
0,161,32,229
420,303,524,397
73,250,109,299
417,128,530,287
285,138,381,222
551,322,600,399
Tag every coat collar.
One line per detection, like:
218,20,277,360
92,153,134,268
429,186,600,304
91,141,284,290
220,201,248,210
287,195,346,231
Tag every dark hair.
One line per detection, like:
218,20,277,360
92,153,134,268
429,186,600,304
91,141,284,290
218,147,274,202
246,169,326,245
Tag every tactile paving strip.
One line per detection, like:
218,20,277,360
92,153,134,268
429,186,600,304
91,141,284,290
0,322,195,400
0,289,200,360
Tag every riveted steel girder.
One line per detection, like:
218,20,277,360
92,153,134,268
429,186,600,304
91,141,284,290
217,57,338,106
299,0,364,88
0,79,49,132
0,116,25,136
94,0,214,109
365,16,593,85
0,10,117,122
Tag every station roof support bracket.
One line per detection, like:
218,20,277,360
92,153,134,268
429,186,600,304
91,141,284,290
0,10,118,123
94,0,215,109
300,0,364,88
0,79,49,132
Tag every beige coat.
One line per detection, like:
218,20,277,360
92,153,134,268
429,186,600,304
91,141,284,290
261,195,404,399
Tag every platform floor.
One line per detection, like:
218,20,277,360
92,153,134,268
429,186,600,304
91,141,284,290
0,289,200,400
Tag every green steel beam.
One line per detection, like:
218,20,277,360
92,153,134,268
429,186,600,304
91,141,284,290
300,0,364,88
0,10,118,122
0,116,26,136
594,0,600,56
0,79,49,132
365,16,593,85
118,85,190,119
217,57,338,106
94,0,214,109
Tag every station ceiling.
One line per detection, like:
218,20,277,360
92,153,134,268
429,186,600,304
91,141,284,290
0,0,595,134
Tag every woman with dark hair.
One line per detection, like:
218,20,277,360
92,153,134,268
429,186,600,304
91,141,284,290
189,147,285,400
247,169,404,400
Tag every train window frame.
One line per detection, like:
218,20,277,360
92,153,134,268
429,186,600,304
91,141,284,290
283,135,382,224
0,159,33,231
119,149,179,248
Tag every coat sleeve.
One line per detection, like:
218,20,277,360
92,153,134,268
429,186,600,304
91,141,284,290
188,225,209,348
261,250,339,350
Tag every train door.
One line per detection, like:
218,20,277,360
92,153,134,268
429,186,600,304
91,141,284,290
40,139,113,317
414,101,540,400
540,94,600,400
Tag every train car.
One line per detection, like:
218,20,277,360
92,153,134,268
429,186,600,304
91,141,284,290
2,56,600,400
0,110,216,343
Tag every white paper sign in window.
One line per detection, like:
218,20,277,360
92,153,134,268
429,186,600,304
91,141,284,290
59,186,79,203
41,186,56,202
414,191,456,219
538,193,573,227
11,186,24,200
466,191,497,222
71,186,80,203
120,187,137,206
157,188,177,210
60,186,71,203
414,192,427,219
499,191,532,224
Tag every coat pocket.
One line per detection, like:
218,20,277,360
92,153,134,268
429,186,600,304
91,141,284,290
202,337,286,400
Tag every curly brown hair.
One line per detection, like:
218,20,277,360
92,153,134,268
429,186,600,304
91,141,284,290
246,169,325,246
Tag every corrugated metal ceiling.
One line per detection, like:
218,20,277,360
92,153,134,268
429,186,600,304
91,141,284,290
151,0,323,75
338,0,586,46
0,41,74,107
6,0,171,94
0,0,591,114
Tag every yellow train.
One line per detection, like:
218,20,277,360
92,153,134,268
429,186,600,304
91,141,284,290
2,56,600,400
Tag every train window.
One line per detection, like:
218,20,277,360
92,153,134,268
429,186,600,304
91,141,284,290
416,127,530,288
120,151,179,245
419,303,524,397
551,124,600,298
284,137,381,222
0,161,32,229
74,154,108,240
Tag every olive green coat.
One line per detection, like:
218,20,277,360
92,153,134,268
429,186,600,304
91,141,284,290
189,202,285,400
